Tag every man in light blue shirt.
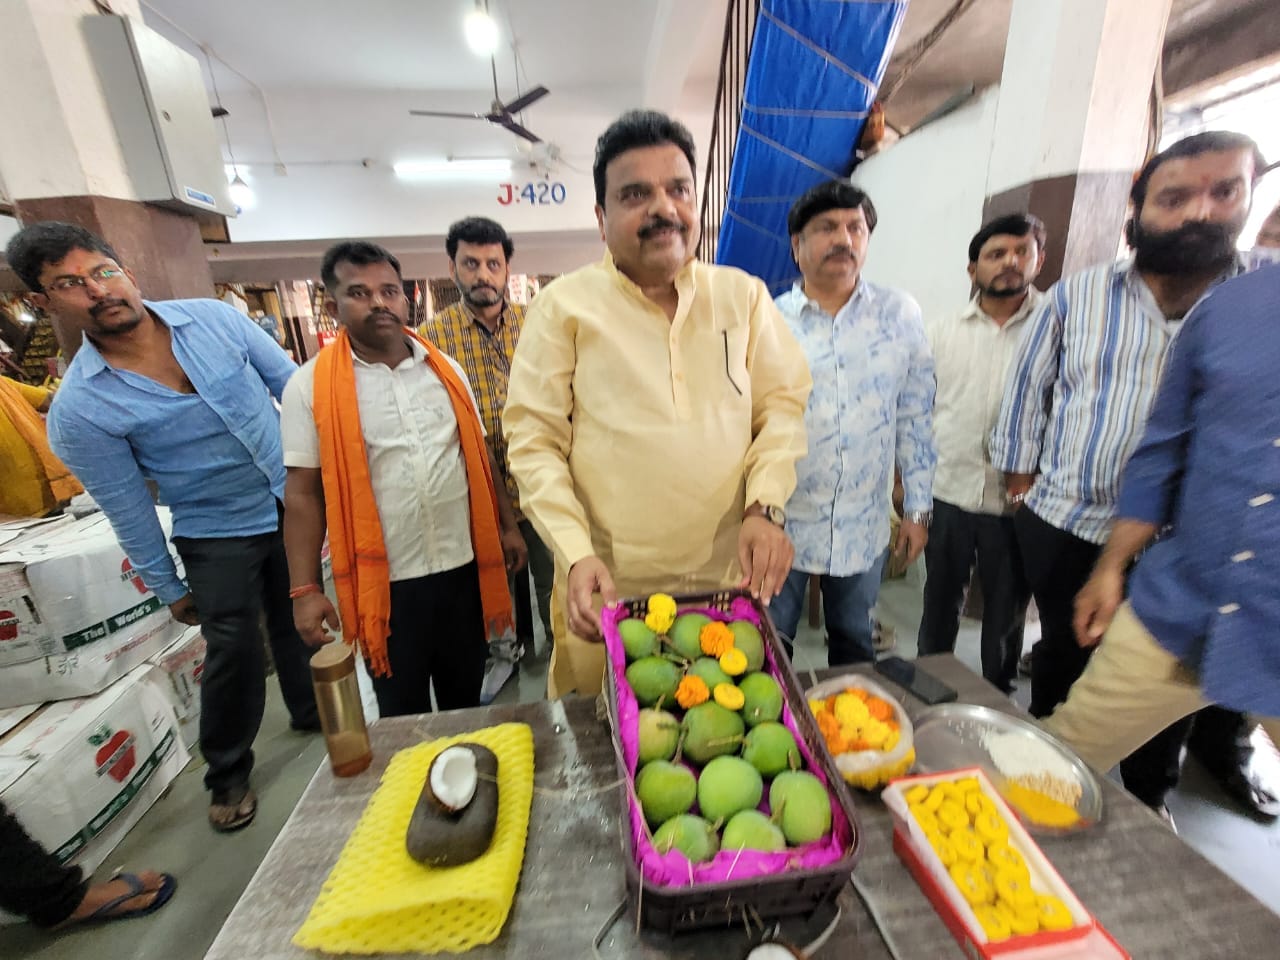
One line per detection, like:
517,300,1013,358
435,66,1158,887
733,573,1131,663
771,181,937,664
6,222,318,834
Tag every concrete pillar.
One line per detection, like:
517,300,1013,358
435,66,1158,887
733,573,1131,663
982,0,1174,285
0,0,214,355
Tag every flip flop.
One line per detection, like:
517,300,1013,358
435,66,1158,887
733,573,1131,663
208,786,257,833
84,872,177,922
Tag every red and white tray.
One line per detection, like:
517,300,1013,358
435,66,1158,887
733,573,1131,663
882,767,1129,959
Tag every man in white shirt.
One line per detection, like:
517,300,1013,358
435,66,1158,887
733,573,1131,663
280,242,526,716
918,214,1045,692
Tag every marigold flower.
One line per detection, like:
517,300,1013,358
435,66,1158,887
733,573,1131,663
698,621,735,656
674,674,710,709
644,593,677,633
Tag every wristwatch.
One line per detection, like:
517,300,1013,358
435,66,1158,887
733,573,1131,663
906,510,933,529
748,503,786,526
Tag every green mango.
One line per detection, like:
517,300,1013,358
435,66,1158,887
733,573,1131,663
626,656,681,707
618,618,659,661
681,701,745,764
742,721,801,777
652,813,720,863
668,612,711,661
769,770,832,845
721,809,786,852
738,672,784,727
635,759,696,827
728,621,766,672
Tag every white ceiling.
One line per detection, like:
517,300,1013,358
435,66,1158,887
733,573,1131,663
136,0,728,258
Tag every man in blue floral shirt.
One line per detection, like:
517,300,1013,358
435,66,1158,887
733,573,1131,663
771,181,937,664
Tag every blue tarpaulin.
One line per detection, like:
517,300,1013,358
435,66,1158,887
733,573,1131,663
716,0,908,292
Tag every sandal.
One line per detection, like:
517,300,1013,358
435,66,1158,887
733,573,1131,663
208,786,257,833
80,872,177,923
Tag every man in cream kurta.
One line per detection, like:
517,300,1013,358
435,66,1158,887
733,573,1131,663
504,110,812,697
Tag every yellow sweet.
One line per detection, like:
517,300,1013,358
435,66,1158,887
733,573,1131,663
936,800,970,833
937,783,966,805
985,842,1029,881
973,904,1012,941
718,648,748,676
994,868,1037,911
1035,894,1075,931
905,784,930,805
949,862,994,906
923,785,948,813
927,831,958,867
995,901,1040,936
949,827,984,863
965,791,997,818
911,805,940,835
955,777,981,794
973,810,1009,846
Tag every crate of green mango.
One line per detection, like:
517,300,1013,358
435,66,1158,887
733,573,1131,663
601,590,864,934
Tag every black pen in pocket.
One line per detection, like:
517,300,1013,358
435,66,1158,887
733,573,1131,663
722,330,743,396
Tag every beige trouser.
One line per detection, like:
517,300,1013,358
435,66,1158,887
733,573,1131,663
1042,602,1280,771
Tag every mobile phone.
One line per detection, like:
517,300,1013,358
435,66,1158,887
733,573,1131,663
874,656,958,705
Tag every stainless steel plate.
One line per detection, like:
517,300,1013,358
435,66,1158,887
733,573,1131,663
912,703,1103,834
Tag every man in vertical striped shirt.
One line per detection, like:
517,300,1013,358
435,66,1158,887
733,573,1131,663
990,132,1266,816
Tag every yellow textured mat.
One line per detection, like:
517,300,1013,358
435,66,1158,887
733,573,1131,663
293,722,535,955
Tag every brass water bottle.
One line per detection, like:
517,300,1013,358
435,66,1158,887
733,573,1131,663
309,642,372,777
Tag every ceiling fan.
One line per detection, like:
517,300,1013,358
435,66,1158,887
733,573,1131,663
410,56,550,144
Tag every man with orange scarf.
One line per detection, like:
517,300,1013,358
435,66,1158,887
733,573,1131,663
0,376,82,517
281,242,526,716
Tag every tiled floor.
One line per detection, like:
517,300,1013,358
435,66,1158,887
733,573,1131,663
3,560,1277,958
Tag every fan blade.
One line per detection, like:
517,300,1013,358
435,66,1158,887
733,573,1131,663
501,85,549,115
498,118,542,144
409,109,488,120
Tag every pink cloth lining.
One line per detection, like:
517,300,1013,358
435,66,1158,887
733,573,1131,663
602,597,854,887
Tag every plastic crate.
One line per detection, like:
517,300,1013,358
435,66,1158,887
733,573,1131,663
601,589,864,934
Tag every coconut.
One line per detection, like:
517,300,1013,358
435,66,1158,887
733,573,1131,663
427,745,478,813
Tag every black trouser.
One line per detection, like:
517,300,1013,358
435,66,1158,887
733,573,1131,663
513,519,553,650
919,499,1030,693
0,801,86,927
1014,507,1193,808
173,507,319,795
369,561,488,717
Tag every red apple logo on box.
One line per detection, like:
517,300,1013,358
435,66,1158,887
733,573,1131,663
120,559,148,595
88,724,137,782
0,611,18,642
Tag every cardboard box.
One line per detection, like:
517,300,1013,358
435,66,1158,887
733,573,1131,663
0,703,40,739
0,666,190,901
0,509,183,668
147,626,205,749
0,609,180,709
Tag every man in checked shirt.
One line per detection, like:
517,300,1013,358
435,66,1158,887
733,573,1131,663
421,218,549,699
